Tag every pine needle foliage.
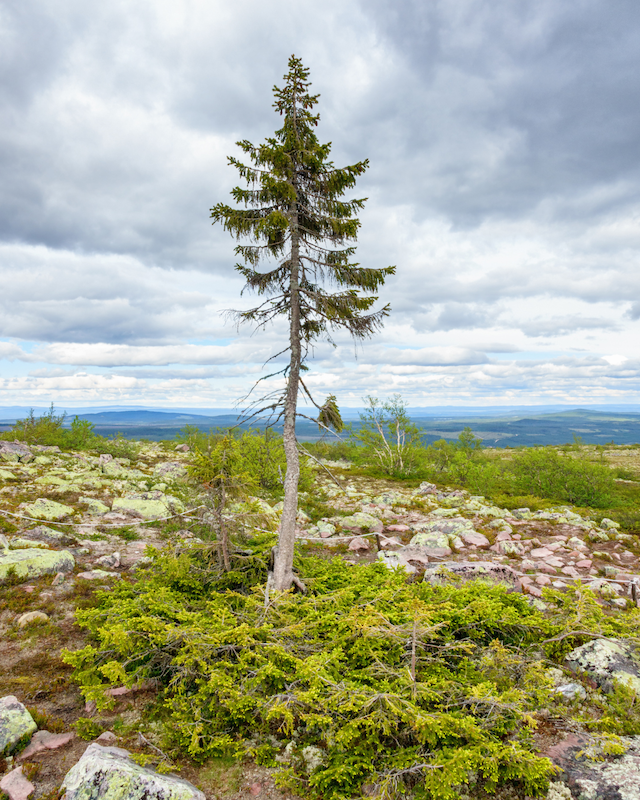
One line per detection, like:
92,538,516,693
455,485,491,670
210,55,395,591
65,549,640,799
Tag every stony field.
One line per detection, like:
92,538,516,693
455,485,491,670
2,439,640,799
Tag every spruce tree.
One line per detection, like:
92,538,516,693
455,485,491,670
211,55,395,592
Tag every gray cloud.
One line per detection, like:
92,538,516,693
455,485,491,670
1,0,640,405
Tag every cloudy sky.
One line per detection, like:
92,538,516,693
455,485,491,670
1,0,639,410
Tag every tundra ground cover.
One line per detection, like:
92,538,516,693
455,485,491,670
3,410,640,799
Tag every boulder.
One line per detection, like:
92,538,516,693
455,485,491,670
80,497,111,515
17,729,75,760
9,538,49,549
338,512,383,532
348,536,370,551
0,696,37,755
0,766,35,800
77,569,121,581
153,461,188,481
112,492,183,519
415,482,438,495
34,475,73,490
0,468,17,480
546,733,640,800
0,548,74,583
60,743,205,800
377,551,417,574
101,461,135,478
24,525,76,546
17,611,49,628
565,639,640,694
423,561,520,588
410,517,476,553
21,498,75,521
0,442,33,464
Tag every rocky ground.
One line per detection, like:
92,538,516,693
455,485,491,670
2,440,640,799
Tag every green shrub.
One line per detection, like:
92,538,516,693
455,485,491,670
350,395,426,478
64,547,593,798
509,448,615,507
189,429,312,496
2,404,69,446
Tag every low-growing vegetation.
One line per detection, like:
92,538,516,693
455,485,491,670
1,404,140,458
63,543,640,800
4,395,640,799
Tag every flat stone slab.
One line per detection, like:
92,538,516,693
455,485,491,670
0,548,75,584
565,639,640,694
60,743,205,800
23,525,76,546
18,729,75,761
21,498,75,521
0,766,35,800
77,570,121,581
0,695,37,756
423,561,520,588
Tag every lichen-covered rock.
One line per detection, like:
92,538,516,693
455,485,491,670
338,512,383,532
410,517,476,552
21,498,75,521
80,497,111,515
372,491,411,506
77,569,121,581
423,561,520,588
60,743,205,800
414,482,437,495
565,639,640,694
153,461,188,481
112,491,183,519
0,442,33,463
409,531,452,552
316,520,336,536
0,548,75,583
9,538,49,549
23,525,76,546
600,517,621,531
378,550,417,574
35,474,74,490
0,468,17,480
546,733,640,800
0,696,37,755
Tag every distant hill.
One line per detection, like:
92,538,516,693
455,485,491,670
1,405,640,445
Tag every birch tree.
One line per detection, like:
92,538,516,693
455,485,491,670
211,55,395,592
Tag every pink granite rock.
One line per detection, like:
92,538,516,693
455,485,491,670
545,557,565,568
495,531,512,542
530,547,553,559
0,767,34,800
348,536,370,552
576,559,593,570
387,524,410,532
18,729,75,760
96,731,118,744
460,531,490,548
535,575,552,586
525,585,543,598
538,564,559,575
562,566,581,578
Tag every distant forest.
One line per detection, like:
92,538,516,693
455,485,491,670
2,407,640,446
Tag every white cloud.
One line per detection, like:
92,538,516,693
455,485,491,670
1,1,640,406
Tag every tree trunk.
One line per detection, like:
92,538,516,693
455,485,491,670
272,205,303,593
